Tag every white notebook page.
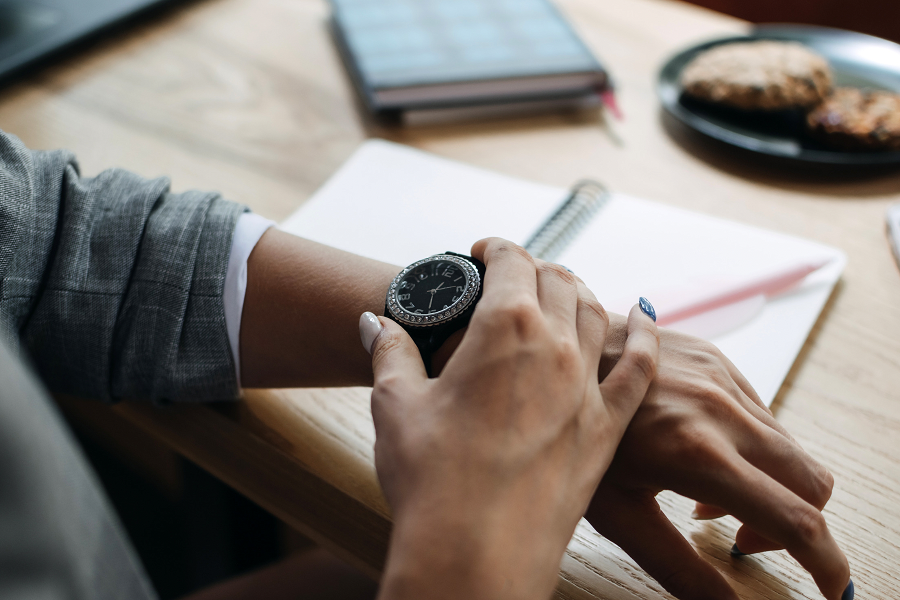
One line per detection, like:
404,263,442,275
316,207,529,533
282,140,561,266
555,196,845,404
281,139,845,406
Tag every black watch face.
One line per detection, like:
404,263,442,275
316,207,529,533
387,255,481,326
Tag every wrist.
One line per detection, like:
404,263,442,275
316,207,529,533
379,522,499,600
240,230,401,388
379,494,563,600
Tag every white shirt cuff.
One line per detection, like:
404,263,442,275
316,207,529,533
224,212,276,387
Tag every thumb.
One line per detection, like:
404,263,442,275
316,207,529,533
360,312,428,387
598,300,660,434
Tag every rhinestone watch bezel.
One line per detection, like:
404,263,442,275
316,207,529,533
385,254,481,328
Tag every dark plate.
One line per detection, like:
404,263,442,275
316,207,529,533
658,24,900,165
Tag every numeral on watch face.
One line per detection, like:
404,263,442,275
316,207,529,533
395,259,471,316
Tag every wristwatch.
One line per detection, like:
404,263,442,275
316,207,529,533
384,252,486,376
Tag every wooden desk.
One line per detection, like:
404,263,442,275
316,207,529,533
7,0,899,597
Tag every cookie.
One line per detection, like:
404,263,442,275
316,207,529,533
680,41,832,111
806,87,900,151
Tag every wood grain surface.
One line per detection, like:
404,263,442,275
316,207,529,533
6,0,898,598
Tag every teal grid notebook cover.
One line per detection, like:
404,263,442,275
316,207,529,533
329,0,609,113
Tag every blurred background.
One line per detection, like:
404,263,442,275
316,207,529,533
685,0,900,43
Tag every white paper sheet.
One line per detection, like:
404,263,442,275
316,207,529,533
281,139,846,406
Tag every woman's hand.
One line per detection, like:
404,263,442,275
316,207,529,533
587,327,852,600
360,238,659,600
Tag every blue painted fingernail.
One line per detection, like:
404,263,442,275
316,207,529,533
639,297,656,322
730,543,745,557
842,579,854,600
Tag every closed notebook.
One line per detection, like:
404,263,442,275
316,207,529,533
281,140,846,406
329,0,609,115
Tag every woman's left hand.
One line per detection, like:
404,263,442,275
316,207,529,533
585,330,851,600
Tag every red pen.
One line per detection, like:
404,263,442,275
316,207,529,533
656,258,833,327
599,88,622,121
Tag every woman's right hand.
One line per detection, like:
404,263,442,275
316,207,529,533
362,238,660,600
586,327,852,600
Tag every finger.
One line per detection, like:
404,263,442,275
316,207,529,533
721,351,769,413
692,409,834,551
470,238,537,304
702,454,850,600
727,418,835,557
738,393,798,444
574,278,608,373
586,488,739,600
534,258,578,330
733,525,782,555
368,315,428,393
691,502,729,521
598,301,659,431
697,344,787,438
718,349,802,445
738,417,834,511
723,377,800,444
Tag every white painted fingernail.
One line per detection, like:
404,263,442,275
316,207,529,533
359,312,383,354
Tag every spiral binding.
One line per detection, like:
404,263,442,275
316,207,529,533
523,179,610,262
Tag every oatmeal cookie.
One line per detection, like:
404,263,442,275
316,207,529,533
680,41,832,111
806,87,900,151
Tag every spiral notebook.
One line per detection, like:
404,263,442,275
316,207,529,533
281,140,846,405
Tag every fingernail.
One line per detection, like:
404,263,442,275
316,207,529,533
842,579,854,600
359,312,383,354
559,264,574,273
730,543,745,557
639,297,656,322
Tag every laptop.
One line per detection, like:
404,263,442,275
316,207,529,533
0,0,177,82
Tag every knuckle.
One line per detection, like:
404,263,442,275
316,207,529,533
488,239,534,264
493,296,543,338
694,336,722,357
537,261,577,285
685,337,726,370
811,463,835,507
554,336,582,373
372,372,404,400
578,295,608,325
704,340,727,360
371,330,404,367
669,427,732,472
627,346,657,382
790,505,828,549
694,383,741,416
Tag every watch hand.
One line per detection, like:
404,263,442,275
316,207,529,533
429,293,434,309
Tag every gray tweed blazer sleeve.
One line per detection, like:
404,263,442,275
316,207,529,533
0,130,247,402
